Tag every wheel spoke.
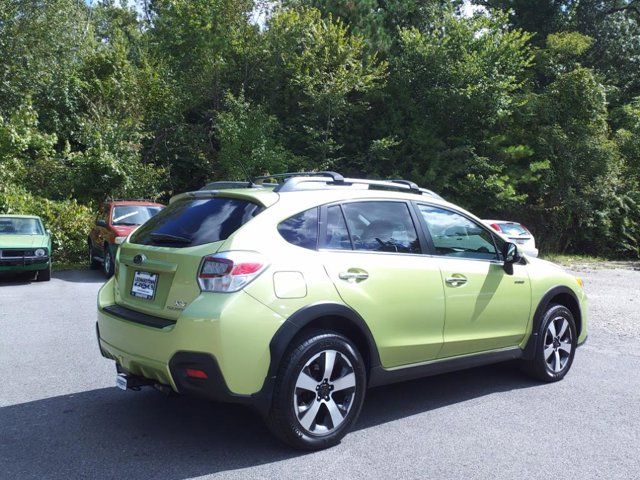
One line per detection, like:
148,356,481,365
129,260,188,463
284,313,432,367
299,400,322,430
559,342,572,354
323,351,337,381
296,372,318,392
548,320,557,338
544,345,555,361
557,319,569,338
554,350,562,372
325,399,344,429
332,372,356,392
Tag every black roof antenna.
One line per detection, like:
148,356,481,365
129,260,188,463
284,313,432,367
234,157,254,187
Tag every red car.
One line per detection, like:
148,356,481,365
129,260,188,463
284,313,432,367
88,200,164,277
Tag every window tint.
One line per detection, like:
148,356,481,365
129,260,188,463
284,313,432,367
418,205,498,260
130,197,261,248
341,202,420,254
325,206,351,250
278,207,318,249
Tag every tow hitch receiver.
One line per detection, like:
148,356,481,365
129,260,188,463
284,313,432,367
116,373,154,391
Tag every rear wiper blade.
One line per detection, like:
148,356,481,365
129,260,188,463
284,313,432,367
150,232,192,244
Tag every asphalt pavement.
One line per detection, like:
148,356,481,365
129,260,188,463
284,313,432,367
1,267,639,479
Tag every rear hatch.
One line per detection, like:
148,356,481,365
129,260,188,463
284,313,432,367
113,191,275,320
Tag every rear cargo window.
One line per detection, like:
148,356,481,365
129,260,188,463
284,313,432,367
278,207,318,250
130,197,261,248
498,223,529,236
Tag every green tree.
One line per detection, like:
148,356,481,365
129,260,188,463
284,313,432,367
382,10,534,211
260,7,387,167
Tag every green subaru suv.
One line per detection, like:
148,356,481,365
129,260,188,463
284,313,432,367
0,215,52,281
96,172,587,450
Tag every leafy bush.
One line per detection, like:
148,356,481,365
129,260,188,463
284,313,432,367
0,184,94,264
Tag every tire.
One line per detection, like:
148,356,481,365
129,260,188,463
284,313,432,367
37,262,51,282
88,241,100,270
103,245,114,278
522,304,577,382
265,331,367,450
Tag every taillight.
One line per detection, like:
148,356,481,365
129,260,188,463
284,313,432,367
521,224,531,234
197,251,268,292
489,223,502,232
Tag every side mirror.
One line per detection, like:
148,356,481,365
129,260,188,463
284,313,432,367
502,242,521,274
96,219,108,228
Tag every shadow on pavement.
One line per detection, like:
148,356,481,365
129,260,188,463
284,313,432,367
53,269,106,284
0,362,537,479
0,271,35,285
0,269,105,285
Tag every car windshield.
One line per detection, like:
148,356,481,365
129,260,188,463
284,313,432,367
0,217,44,235
112,206,163,226
498,223,529,236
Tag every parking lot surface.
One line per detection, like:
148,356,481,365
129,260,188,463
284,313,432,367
1,267,639,479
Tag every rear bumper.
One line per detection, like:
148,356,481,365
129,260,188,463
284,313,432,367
96,278,284,410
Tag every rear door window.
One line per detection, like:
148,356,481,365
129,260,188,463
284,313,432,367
324,205,352,250
326,201,420,254
130,197,261,248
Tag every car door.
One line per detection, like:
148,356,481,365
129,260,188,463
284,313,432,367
320,200,446,368
415,203,532,358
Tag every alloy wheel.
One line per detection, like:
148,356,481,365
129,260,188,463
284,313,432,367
293,350,357,435
544,316,573,373
104,250,111,275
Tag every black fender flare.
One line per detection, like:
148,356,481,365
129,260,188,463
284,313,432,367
252,302,381,415
523,286,582,360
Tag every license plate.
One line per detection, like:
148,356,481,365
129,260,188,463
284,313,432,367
516,239,527,245
131,271,158,300
116,374,128,391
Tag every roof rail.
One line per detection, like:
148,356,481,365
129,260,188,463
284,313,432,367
267,172,441,199
195,172,442,199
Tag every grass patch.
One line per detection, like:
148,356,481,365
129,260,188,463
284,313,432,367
541,253,607,266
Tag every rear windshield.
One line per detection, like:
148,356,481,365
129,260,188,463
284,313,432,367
112,205,163,226
129,197,261,248
499,223,529,236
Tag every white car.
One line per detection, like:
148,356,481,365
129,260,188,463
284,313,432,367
484,220,539,257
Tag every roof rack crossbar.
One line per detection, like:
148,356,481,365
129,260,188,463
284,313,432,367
200,181,256,191
253,171,345,184
390,179,420,192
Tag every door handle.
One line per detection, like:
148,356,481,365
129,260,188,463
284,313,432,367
339,270,369,283
445,275,467,287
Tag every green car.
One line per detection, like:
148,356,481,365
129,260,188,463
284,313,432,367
0,215,52,281
96,172,587,450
